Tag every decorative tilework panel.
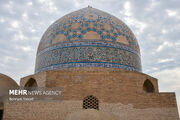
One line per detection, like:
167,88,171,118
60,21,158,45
35,46,141,73
37,40,140,57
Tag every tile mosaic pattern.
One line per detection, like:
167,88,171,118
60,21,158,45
38,7,140,53
35,7,142,73
35,41,141,73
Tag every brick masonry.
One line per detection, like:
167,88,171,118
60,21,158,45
3,68,178,120
3,101,179,120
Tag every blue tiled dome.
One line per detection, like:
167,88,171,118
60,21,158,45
35,7,142,73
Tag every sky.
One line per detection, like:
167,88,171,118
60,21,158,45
0,0,179,113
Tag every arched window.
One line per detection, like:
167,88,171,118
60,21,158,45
143,80,155,93
25,78,37,87
83,95,99,110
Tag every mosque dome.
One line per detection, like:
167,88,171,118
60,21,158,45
35,7,142,73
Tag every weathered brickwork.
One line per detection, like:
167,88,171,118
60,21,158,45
3,100,179,120
13,68,179,120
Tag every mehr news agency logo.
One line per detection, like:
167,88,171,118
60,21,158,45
7,87,62,102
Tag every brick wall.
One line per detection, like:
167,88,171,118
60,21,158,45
3,100,179,120
11,68,179,120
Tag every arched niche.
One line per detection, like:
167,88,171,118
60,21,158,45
24,78,38,88
143,79,155,93
0,109,3,120
0,102,3,120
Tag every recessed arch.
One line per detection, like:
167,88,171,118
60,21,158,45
0,109,3,120
143,79,155,93
0,102,3,120
83,95,99,110
24,78,38,87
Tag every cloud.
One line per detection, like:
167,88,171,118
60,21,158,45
151,67,180,90
27,1,33,6
151,67,180,112
166,9,177,17
124,1,131,16
158,58,174,63
156,41,174,52
11,20,20,28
